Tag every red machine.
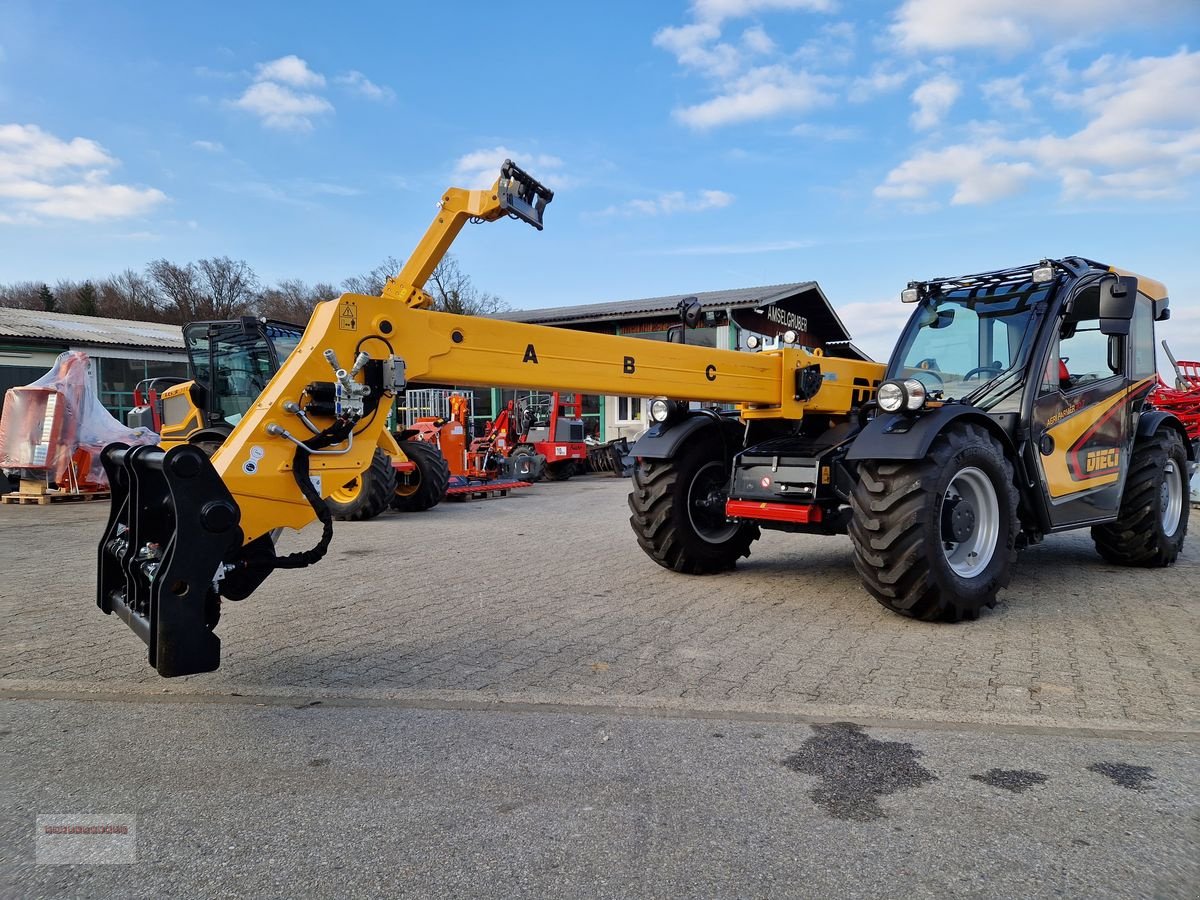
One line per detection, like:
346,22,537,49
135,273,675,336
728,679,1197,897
1153,342,1199,441
401,390,588,483
517,391,589,481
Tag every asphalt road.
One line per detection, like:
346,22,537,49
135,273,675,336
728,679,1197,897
3,697,1196,899
3,477,1197,897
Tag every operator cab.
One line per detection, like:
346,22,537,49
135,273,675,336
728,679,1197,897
181,318,303,428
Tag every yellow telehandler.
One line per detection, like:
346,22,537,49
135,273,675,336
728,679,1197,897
95,161,1193,676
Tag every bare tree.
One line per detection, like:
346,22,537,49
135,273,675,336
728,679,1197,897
197,256,258,319
99,270,166,321
256,279,335,324
428,255,511,316
146,259,203,323
341,256,402,296
147,257,258,322
0,281,49,310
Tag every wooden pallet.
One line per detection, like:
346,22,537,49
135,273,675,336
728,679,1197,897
1,490,111,506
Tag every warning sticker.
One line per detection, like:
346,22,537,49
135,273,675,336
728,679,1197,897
339,300,357,331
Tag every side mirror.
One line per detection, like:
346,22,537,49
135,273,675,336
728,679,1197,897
1099,275,1137,336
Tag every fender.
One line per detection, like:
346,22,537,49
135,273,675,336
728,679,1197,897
1137,409,1195,460
845,404,1014,462
632,412,742,461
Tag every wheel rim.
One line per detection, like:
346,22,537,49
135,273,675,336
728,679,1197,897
939,466,999,578
329,475,362,504
687,460,737,544
395,469,422,498
1161,458,1183,535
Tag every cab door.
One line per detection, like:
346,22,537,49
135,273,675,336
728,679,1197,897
1030,282,1131,527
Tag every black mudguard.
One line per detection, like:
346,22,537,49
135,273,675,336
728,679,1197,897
845,404,1013,462
1137,409,1195,462
631,412,742,461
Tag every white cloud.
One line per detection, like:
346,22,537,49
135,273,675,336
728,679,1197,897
741,25,775,55
653,22,742,77
255,55,325,88
452,147,567,190
877,49,1200,205
655,2,841,129
910,74,961,129
848,63,919,102
876,144,1037,204
0,124,167,222
675,65,834,128
791,122,859,140
982,76,1031,111
231,80,333,131
891,0,1193,53
605,189,735,217
335,70,395,102
227,55,335,131
192,140,225,153
692,0,835,24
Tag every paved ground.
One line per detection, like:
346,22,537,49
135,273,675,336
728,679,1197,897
3,479,1197,729
3,700,1196,899
2,477,1198,896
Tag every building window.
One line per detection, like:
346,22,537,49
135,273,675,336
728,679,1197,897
615,396,643,424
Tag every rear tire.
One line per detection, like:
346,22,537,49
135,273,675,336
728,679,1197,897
327,448,395,521
848,422,1019,622
545,460,575,481
628,434,759,574
1091,430,1189,566
389,439,450,512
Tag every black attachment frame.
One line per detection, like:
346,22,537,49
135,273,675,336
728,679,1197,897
97,443,243,677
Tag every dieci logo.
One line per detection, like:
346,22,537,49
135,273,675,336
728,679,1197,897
1085,447,1120,474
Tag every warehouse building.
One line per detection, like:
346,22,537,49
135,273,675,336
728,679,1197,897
1,281,865,440
0,308,188,423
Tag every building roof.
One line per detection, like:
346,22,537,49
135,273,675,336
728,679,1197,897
0,307,184,351
496,281,856,347
497,282,814,325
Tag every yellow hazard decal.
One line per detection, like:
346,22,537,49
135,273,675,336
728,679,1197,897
339,300,357,331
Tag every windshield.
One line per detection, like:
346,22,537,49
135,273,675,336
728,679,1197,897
265,324,302,363
888,284,1048,404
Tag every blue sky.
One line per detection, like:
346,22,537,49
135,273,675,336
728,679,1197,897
1,0,1197,360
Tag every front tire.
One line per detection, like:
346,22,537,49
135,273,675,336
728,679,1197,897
628,433,759,574
326,448,396,521
389,439,450,512
848,422,1019,622
1091,429,1189,566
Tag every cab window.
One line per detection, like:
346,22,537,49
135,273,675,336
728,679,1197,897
1130,295,1156,379
1044,286,1122,394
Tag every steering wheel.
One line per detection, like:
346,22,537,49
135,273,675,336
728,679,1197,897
962,365,1004,381
907,368,944,391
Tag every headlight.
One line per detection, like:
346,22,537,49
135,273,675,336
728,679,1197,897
902,378,927,410
649,398,672,423
877,381,906,412
782,329,798,344
745,334,761,350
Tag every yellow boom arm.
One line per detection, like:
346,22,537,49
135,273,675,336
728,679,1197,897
96,160,881,677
